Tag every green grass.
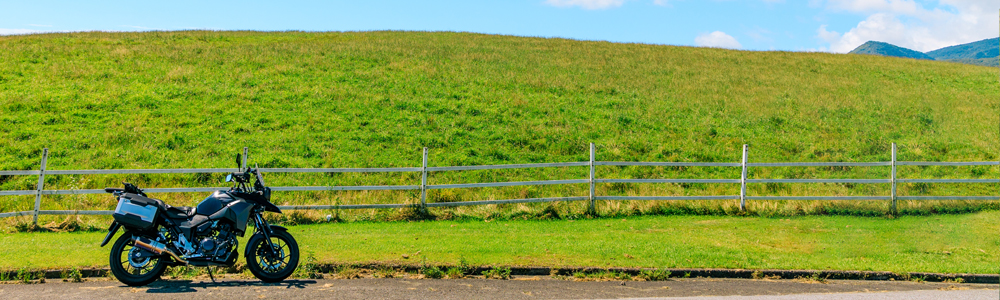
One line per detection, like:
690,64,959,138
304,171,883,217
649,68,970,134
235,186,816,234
0,30,997,222
2,212,997,274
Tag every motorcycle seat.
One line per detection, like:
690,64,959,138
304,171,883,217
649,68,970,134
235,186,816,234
163,206,195,219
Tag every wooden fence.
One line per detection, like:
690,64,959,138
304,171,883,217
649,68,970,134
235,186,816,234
1,144,998,225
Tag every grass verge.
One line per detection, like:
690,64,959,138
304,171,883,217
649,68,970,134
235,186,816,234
1,211,997,274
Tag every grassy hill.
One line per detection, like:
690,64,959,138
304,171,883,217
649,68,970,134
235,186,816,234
848,41,934,60
936,57,999,67
0,31,997,223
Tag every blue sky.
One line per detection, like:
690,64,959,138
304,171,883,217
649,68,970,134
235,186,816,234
0,0,996,53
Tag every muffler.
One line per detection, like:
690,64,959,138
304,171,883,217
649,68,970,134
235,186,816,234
132,236,188,265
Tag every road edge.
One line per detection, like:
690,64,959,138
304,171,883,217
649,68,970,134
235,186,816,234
3,264,997,284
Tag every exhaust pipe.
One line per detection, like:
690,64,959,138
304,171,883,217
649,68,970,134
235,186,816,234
133,236,188,265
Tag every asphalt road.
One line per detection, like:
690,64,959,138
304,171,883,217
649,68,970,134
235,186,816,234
2,277,996,300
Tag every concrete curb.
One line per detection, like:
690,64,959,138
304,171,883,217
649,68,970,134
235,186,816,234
3,265,996,284
1,268,109,282
317,264,997,284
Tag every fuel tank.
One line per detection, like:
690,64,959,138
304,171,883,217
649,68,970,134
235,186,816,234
195,190,253,234
196,191,233,215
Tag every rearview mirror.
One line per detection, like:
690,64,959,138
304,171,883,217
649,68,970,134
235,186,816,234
226,174,233,182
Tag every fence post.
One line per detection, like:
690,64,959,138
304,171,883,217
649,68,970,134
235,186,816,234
32,148,49,226
589,143,595,213
891,143,897,215
242,147,248,171
421,147,428,206
740,144,748,212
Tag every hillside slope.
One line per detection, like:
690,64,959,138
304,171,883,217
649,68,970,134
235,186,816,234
0,31,997,210
937,57,999,67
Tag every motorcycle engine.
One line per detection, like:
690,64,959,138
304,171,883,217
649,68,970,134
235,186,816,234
196,222,237,259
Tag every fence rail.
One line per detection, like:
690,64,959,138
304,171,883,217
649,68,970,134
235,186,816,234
1,144,998,225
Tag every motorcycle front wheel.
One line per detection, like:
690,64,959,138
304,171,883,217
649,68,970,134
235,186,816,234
109,232,167,286
245,230,299,282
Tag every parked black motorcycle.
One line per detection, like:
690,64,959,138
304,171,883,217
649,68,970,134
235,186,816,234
101,167,298,286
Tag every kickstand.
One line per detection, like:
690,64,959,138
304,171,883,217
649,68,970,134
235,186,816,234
207,267,216,283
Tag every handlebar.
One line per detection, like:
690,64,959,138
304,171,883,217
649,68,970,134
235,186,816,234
228,169,267,195
105,182,144,197
230,171,252,182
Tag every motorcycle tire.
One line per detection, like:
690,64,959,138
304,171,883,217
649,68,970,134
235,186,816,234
109,232,168,286
245,229,299,283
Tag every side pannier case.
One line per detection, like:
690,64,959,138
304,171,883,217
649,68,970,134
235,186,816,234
112,194,159,230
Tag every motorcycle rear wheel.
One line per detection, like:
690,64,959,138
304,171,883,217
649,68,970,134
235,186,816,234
245,230,299,282
109,232,167,286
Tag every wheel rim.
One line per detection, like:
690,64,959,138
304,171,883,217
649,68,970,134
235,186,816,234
255,237,290,273
118,240,160,276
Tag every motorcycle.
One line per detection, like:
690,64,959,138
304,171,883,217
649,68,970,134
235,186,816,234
100,166,298,286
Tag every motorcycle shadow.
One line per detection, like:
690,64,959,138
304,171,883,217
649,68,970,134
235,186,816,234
142,279,317,293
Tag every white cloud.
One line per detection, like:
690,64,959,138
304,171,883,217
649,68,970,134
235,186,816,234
544,0,627,10
818,0,1000,52
695,31,742,49
0,28,43,35
828,13,913,52
816,24,840,43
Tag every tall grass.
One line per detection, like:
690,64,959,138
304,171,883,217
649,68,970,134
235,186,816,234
0,31,996,227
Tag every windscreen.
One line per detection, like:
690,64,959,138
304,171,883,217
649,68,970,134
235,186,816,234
255,169,266,187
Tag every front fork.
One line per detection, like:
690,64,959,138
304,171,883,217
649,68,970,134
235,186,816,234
253,213,279,257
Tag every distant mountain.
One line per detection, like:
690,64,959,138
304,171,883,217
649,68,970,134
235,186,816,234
849,38,998,67
926,38,998,67
849,41,934,60
926,38,999,60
